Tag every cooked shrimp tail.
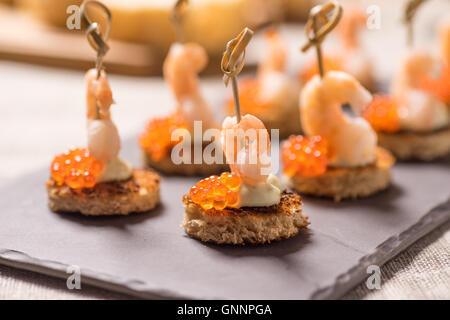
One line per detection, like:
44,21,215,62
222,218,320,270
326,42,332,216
163,42,217,129
338,8,366,49
257,29,287,76
85,68,120,162
300,71,376,167
221,114,272,185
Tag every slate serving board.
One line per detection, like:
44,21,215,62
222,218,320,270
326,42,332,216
0,137,448,299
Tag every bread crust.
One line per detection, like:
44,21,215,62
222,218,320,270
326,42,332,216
377,126,450,161
286,147,395,201
142,143,228,176
47,169,160,216
225,96,302,139
182,191,309,245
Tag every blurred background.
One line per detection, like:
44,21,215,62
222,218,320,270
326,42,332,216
0,0,448,179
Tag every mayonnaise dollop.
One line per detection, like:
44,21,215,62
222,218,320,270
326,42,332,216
97,157,133,183
237,174,284,208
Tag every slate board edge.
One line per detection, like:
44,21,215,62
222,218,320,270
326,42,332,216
311,198,450,299
0,198,448,300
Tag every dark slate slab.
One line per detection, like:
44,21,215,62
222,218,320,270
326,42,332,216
0,138,448,299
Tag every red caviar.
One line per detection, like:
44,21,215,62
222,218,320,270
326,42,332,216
226,78,271,115
189,172,241,210
300,57,342,84
281,135,328,177
139,112,188,162
419,64,450,103
363,95,401,133
50,148,104,189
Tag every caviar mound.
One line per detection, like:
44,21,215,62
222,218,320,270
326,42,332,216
139,112,188,162
51,148,104,189
190,172,241,211
281,135,328,178
363,95,400,133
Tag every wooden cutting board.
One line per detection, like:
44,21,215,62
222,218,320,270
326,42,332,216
0,6,256,76
0,6,164,76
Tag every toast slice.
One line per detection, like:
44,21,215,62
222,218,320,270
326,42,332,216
182,191,308,245
377,126,450,161
286,147,395,201
143,151,228,176
142,140,229,176
47,169,160,216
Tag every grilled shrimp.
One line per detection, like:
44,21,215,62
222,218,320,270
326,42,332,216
86,68,114,120
257,30,287,76
221,114,271,185
255,30,300,117
85,69,120,163
163,42,217,130
337,8,374,90
391,51,449,131
300,71,376,167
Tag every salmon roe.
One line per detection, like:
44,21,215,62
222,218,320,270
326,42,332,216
363,95,401,133
226,78,271,114
189,172,242,211
281,135,328,177
50,148,104,189
139,112,188,162
300,57,342,84
419,64,450,103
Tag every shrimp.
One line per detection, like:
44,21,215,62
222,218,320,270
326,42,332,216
338,7,366,49
86,68,115,120
337,8,374,90
391,51,449,131
391,50,437,96
257,30,287,76
252,30,300,124
221,114,271,185
163,42,217,130
300,71,376,167
85,69,120,163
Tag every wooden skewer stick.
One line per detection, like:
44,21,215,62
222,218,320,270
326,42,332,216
221,27,254,123
171,0,189,43
80,0,112,119
404,0,428,47
301,1,343,78
80,0,112,78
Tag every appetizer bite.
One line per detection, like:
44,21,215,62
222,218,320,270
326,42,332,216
140,0,227,175
300,7,375,92
182,29,309,245
363,3,450,161
283,1,394,201
225,29,301,138
47,1,160,215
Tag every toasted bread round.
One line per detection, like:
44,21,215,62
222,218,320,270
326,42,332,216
377,126,450,161
251,110,302,140
47,169,160,216
285,147,395,201
142,142,228,176
182,191,309,245
225,94,302,139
